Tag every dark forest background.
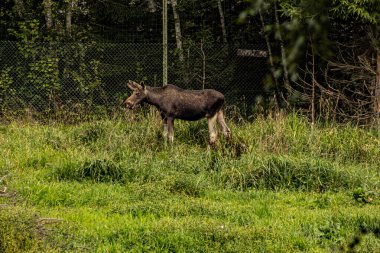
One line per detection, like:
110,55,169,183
0,0,379,124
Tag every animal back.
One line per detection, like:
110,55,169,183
163,88,224,120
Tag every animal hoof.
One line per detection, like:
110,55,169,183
208,141,217,149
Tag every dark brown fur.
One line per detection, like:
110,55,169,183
123,81,231,145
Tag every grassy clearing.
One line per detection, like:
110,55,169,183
0,113,379,252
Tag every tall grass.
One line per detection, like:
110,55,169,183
0,113,379,252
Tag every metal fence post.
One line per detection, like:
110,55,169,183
162,0,168,86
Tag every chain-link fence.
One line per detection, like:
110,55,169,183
0,41,271,120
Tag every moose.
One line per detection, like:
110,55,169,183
123,80,231,146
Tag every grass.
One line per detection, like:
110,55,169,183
0,112,379,252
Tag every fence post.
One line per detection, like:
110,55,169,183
162,0,168,86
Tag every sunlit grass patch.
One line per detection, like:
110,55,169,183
52,159,126,183
217,154,375,192
0,114,379,252
0,206,49,252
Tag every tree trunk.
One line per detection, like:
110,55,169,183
13,0,25,17
274,3,290,90
171,0,184,62
66,0,73,37
43,0,53,29
375,49,380,116
311,39,316,125
200,39,206,90
217,0,227,43
259,10,281,109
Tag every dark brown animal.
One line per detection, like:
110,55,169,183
123,80,231,146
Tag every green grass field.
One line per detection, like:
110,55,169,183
0,112,379,252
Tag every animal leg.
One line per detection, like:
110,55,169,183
167,117,174,143
217,110,231,139
208,113,218,147
161,115,168,141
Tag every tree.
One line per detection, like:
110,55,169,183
13,0,25,17
65,0,75,37
171,0,184,62
330,0,380,116
217,0,227,43
42,0,53,30
241,0,380,122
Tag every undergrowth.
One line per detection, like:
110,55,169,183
0,113,379,252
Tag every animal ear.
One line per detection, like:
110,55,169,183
127,83,136,91
129,80,141,90
140,81,145,89
132,81,143,90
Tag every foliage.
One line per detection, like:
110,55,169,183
352,188,378,204
0,67,14,111
0,206,45,252
331,0,380,25
240,0,380,121
1,0,380,121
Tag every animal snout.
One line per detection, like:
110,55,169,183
124,101,134,109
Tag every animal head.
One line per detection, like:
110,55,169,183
123,80,147,109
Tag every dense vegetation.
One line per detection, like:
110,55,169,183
1,1,380,251
1,113,379,252
1,0,379,122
